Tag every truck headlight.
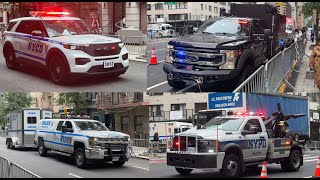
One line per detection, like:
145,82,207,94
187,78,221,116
165,45,174,64
220,50,237,69
89,137,101,147
198,140,218,153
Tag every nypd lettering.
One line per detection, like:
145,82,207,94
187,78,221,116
244,139,266,149
60,136,72,144
42,121,51,126
28,42,43,53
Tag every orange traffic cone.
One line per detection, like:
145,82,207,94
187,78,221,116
314,156,320,177
260,161,268,178
149,47,158,65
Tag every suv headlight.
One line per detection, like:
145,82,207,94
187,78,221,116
89,137,101,147
220,50,237,69
63,44,89,51
165,45,174,64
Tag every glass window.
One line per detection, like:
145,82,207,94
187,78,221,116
150,105,163,116
201,4,203,10
7,21,17,31
147,4,151,11
243,119,262,133
171,104,185,111
134,116,144,138
205,4,207,10
16,21,32,34
209,6,212,12
214,7,218,13
202,117,245,131
65,121,73,129
155,3,164,10
56,121,64,131
27,117,37,124
112,92,119,105
74,121,108,131
121,116,129,133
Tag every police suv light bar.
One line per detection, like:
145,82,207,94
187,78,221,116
29,11,70,17
228,111,265,117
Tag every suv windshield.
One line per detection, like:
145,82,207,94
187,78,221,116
201,117,244,131
75,121,109,131
42,20,96,37
197,18,250,37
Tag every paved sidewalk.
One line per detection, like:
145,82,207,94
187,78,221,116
293,40,319,92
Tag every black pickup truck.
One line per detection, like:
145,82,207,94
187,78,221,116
163,3,284,90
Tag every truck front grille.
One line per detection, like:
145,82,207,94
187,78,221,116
172,49,225,66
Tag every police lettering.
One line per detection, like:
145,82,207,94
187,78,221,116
42,121,51,125
247,139,266,149
28,42,43,53
60,136,72,144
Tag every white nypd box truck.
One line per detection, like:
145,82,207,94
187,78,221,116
2,11,129,85
6,108,52,149
34,118,131,168
167,93,307,177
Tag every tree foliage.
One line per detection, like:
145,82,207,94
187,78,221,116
0,92,33,125
302,2,320,17
56,93,87,115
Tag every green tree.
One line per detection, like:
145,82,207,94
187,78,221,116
57,93,87,115
302,2,320,44
0,92,33,125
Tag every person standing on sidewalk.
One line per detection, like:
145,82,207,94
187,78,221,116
308,37,320,89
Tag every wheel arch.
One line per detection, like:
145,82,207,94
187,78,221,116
45,48,70,71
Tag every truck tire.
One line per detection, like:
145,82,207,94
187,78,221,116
75,148,87,168
6,139,12,149
48,54,70,85
113,160,126,167
221,154,242,177
282,150,302,172
167,79,186,89
38,139,47,157
175,167,193,175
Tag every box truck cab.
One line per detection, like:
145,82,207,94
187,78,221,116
6,108,52,149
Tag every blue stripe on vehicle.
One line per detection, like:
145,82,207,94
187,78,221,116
5,32,64,45
44,140,73,147
38,130,91,138
7,129,36,132
15,50,46,61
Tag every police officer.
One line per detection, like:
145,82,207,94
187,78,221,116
281,122,291,138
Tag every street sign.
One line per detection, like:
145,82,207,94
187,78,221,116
313,112,319,120
170,110,183,120
208,93,243,109
164,2,176,5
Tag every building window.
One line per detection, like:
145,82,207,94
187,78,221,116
219,2,226,6
205,15,207,20
209,5,212,12
147,4,151,11
176,2,188,9
214,7,218,13
133,92,143,102
189,13,191,20
168,4,176,10
134,116,144,138
171,104,186,111
149,105,163,116
205,4,207,10
121,116,129,133
155,3,164,10
228,2,231,6
112,92,119,105
209,15,212,19
201,4,203,10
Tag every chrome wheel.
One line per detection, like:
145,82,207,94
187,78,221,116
76,151,83,165
227,159,238,176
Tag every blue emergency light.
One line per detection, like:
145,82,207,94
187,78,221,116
176,50,186,59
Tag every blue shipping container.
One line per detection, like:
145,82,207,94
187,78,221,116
246,93,309,135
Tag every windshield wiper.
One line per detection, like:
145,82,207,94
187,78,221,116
214,32,236,36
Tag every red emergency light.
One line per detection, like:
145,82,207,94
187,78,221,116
29,11,70,17
231,112,265,117
238,20,248,25
286,18,292,24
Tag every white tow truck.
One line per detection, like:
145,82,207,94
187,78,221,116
167,104,306,177
34,118,130,168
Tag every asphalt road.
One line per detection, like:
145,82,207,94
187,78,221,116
0,137,150,178
147,39,236,93
0,46,147,92
150,151,319,178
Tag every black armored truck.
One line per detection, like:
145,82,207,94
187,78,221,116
163,3,286,90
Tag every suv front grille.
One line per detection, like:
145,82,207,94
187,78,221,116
83,43,121,57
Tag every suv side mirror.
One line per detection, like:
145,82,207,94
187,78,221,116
61,125,67,132
31,30,43,37
197,124,203,129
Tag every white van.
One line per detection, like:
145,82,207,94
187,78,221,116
147,23,175,37
6,108,52,149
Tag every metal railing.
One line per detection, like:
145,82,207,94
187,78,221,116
102,34,147,61
305,141,320,151
149,109,195,122
130,139,149,157
234,33,307,93
0,155,41,178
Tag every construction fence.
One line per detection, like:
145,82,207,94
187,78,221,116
0,155,41,178
102,34,148,62
234,33,307,93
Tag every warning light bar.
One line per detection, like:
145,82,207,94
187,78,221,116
29,11,70,17
228,112,265,117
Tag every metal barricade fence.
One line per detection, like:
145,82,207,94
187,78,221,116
264,51,284,93
0,156,9,178
306,141,320,151
233,65,265,93
131,139,149,155
9,162,41,178
102,34,147,60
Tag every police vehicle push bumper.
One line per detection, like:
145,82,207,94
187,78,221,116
85,145,129,162
163,63,238,83
167,151,225,169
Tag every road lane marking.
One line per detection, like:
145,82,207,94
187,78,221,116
302,176,313,178
304,155,311,157
147,81,168,91
304,159,319,162
0,148,8,152
132,166,149,171
68,173,83,178
303,156,319,160
147,48,166,52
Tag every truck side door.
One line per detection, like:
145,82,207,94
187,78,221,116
60,121,74,153
23,110,40,146
52,120,64,151
241,118,268,162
